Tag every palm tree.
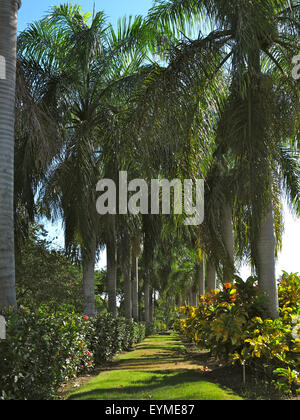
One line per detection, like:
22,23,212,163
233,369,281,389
131,234,142,321
106,216,118,317
206,260,217,292
14,52,61,255
196,256,205,296
119,233,132,319
217,69,299,318
198,157,237,289
142,0,300,318
19,4,147,317
0,0,21,310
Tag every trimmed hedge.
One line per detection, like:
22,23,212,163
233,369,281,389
91,315,146,364
0,308,146,400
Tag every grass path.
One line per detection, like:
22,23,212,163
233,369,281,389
67,333,243,400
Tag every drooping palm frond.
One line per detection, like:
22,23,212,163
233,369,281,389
146,0,207,41
278,145,300,215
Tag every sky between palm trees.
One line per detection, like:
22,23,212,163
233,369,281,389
18,0,152,32
18,0,300,278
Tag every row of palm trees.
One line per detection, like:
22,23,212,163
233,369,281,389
0,1,299,320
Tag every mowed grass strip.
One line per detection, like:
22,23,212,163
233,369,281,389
67,334,243,400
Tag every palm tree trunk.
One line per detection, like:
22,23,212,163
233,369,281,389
257,202,279,319
132,255,139,321
82,234,96,317
152,290,156,321
107,216,117,317
176,294,182,307
197,260,205,296
0,0,21,311
189,284,197,306
144,273,150,324
124,238,132,320
222,204,235,284
206,260,216,293
149,288,154,323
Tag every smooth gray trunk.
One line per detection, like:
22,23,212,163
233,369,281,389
206,260,216,292
0,0,20,311
197,260,205,296
257,203,279,319
222,204,235,284
189,284,197,306
107,217,117,317
82,235,96,317
124,237,132,320
132,255,139,321
144,273,150,324
149,288,154,323
176,295,183,307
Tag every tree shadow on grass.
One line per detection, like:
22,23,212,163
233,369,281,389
133,345,179,351
68,369,239,400
110,358,186,372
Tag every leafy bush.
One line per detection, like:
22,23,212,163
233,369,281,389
91,317,146,364
0,308,93,400
145,322,157,337
120,319,146,352
0,309,146,400
16,226,83,312
91,315,122,364
136,322,147,343
175,273,300,395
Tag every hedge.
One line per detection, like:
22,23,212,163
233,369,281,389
0,308,146,400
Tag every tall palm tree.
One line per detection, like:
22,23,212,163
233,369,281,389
14,51,61,254
0,0,21,310
206,260,217,292
131,234,142,321
196,256,205,296
119,233,132,319
19,4,147,316
106,216,118,317
142,0,300,318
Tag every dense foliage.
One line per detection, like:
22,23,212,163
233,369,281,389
174,273,300,395
0,309,146,400
0,0,299,401
16,227,83,312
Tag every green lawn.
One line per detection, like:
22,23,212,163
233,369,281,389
67,334,243,400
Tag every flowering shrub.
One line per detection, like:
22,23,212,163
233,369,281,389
0,308,94,400
120,319,146,352
0,309,145,400
175,273,300,395
91,316,145,364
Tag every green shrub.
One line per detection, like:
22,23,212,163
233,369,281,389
175,273,300,395
120,319,137,351
91,315,121,364
16,226,83,313
0,308,94,400
0,309,146,400
136,322,146,343
145,323,157,337
91,316,146,364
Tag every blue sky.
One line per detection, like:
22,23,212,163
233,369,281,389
18,0,154,32
18,1,300,277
